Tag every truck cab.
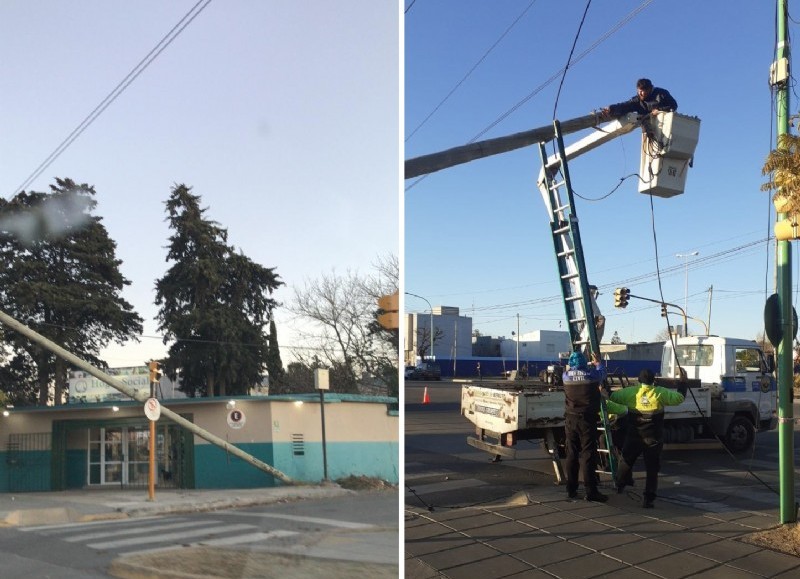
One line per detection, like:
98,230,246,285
660,336,777,452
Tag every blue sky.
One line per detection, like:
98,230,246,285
404,0,788,345
1,1,399,367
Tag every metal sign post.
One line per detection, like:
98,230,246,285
314,369,330,481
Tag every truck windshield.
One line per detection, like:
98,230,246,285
673,345,714,368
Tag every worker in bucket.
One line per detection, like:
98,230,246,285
602,78,677,119
562,351,608,502
610,368,686,508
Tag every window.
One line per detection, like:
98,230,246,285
674,345,714,367
735,348,762,373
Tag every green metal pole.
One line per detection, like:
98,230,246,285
775,0,796,524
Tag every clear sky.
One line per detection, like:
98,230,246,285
405,0,789,347
1,1,399,367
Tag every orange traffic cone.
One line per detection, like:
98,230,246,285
422,386,430,404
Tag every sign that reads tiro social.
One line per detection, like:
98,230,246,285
227,409,246,429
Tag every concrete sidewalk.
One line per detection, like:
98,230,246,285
406,483,800,578
0,484,351,526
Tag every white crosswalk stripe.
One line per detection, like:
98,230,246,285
87,523,255,550
216,511,374,529
64,519,211,543
19,516,300,555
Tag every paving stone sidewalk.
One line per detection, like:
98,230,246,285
406,485,800,579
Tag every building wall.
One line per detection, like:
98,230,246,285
406,307,473,364
0,395,398,492
499,330,571,361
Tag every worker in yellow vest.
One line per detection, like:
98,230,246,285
610,368,686,508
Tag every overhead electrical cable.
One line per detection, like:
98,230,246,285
12,0,214,196
405,0,655,193
405,0,539,143
552,0,592,121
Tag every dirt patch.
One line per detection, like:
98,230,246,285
741,523,800,557
110,548,398,579
335,475,394,491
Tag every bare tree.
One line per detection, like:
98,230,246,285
290,254,398,393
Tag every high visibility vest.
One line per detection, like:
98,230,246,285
634,385,663,414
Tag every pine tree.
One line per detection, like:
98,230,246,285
266,317,285,392
0,178,143,404
155,184,282,397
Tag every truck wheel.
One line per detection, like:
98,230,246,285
725,416,755,453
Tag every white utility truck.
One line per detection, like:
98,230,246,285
462,336,776,475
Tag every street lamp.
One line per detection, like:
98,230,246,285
406,292,435,361
676,251,699,335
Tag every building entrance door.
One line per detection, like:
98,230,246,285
88,426,161,487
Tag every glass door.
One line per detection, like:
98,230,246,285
88,427,124,485
127,428,150,486
87,424,183,488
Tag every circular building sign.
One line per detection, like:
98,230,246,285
227,409,246,429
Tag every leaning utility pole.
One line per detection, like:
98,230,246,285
774,0,796,524
0,309,295,486
405,112,607,179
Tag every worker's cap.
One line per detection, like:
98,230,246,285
568,351,588,369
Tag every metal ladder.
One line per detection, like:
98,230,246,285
537,120,617,482
595,390,618,481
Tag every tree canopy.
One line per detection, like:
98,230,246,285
290,254,398,395
0,178,143,405
155,184,282,397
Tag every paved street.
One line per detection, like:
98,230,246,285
0,487,398,578
405,381,800,578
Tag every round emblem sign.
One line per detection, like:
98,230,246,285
227,409,246,429
144,397,161,421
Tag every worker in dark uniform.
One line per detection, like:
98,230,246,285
562,351,608,502
610,368,686,508
602,78,677,119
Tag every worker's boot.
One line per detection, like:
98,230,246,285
584,490,608,503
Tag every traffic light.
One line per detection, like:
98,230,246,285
660,304,668,317
774,195,800,240
613,287,630,309
775,215,800,240
377,291,399,329
148,360,162,383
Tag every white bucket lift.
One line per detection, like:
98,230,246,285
638,112,701,198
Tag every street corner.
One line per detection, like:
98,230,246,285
2,506,83,527
108,546,399,579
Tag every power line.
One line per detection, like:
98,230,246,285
405,1,539,142
405,0,655,192
12,0,214,196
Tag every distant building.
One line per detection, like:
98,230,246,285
499,330,571,362
405,305,472,365
472,334,501,357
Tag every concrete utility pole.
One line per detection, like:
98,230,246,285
405,112,607,179
0,309,295,486
774,0,796,524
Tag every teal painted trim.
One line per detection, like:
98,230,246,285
274,441,399,484
0,452,7,492
194,443,277,489
193,440,399,488
267,394,398,405
6,450,52,492
65,449,86,489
